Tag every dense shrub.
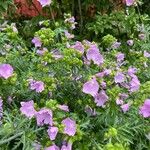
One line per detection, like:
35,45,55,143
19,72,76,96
0,0,150,150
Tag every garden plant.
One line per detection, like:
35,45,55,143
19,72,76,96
1,0,150,150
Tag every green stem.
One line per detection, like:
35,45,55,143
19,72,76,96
50,6,55,25
0,132,23,145
72,0,75,16
78,0,83,33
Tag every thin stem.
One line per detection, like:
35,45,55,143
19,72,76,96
78,0,83,33
49,6,55,25
0,132,23,145
72,0,75,16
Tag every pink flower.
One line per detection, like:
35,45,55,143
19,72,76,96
0,64,13,79
62,118,76,136
119,93,128,100
96,69,111,78
45,145,60,150
116,53,125,62
114,72,125,83
64,31,74,39
111,41,121,49
116,99,124,105
127,40,134,46
37,47,47,56
36,108,53,126
83,56,91,65
138,33,145,40
144,51,150,58
121,103,130,113
125,0,134,6
65,17,75,24
101,81,106,89
58,105,69,112
32,37,42,47
29,79,45,93
94,90,108,107
129,76,140,92
20,100,37,119
82,78,99,97
85,106,96,116
64,16,77,30
33,142,41,150
47,126,58,140
61,142,72,150
116,93,128,105
139,99,150,118
38,0,52,7
70,41,84,54
103,69,112,75
86,45,103,66
51,49,63,60
127,67,137,77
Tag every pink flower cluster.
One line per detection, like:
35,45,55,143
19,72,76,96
20,100,76,149
83,78,108,107
82,49,140,113
70,41,104,66
64,16,77,30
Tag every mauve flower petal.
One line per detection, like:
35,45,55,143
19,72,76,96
62,118,76,136
64,30,74,39
47,126,58,140
138,33,145,40
127,40,134,46
29,80,45,93
20,100,37,119
127,67,137,77
0,64,13,79
114,72,125,83
139,99,150,118
45,145,60,150
38,0,52,7
111,41,121,49
70,41,84,54
33,142,41,150
116,53,124,62
58,105,69,112
36,108,53,126
121,103,130,113
82,78,99,97
32,37,42,47
86,45,103,66
144,51,150,58
129,76,140,92
94,90,108,107
119,93,129,100
116,99,124,105
101,81,106,89
61,142,72,150
125,0,134,6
